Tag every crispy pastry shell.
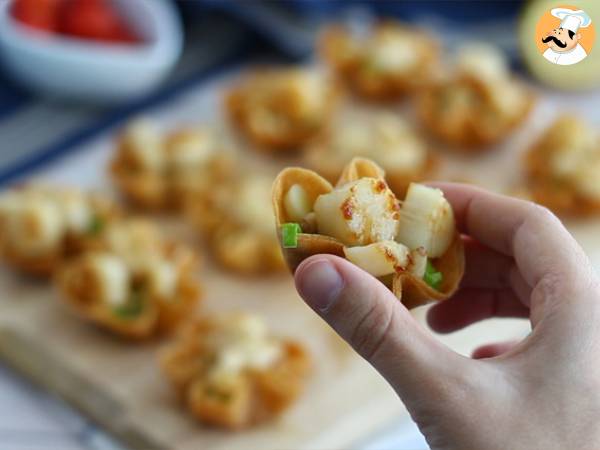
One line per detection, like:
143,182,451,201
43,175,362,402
0,195,119,277
225,71,338,153
272,157,464,308
56,246,201,340
415,77,535,151
56,260,160,340
319,24,439,102
159,319,310,429
522,130,600,217
305,143,438,198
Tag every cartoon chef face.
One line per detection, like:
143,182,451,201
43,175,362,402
542,27,581,53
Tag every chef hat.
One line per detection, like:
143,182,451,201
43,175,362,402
551,8,592,33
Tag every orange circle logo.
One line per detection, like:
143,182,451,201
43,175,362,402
535,4,595,65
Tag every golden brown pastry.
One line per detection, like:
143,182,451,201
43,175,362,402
304,111,436,197
0,185,117,276
159,313,310,429
320,21,439,101
110,119,234,210
272,158,464,309
57,218,201,339
225,67,337,152
186,172,286,275
415,44,534,150
523,115,600,216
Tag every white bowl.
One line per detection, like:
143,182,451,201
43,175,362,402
0,0,183,104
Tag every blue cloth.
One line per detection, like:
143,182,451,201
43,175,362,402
185,0,522,57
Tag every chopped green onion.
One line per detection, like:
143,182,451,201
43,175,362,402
113,289,144,319
424,260,443,290
87,215,104,235
281,223,302,248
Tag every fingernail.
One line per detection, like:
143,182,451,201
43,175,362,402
296,259,344,312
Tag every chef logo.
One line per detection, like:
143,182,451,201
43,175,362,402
536,5,595,66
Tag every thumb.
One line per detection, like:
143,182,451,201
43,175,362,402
294,255,467,405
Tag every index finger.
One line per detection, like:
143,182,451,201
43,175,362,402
429,182,594,291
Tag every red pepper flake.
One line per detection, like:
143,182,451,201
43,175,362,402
374,180,387,193
341,198,354,219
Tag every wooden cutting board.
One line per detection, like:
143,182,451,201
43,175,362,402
0,67,597,450
0,241,531,450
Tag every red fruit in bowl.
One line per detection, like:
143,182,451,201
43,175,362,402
12,0,65,32
60,0,138,43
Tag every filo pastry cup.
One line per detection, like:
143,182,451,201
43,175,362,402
56,220,201,340
159,313,311,429
272,158,464,309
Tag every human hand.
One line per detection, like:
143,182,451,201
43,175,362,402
294,183,600,450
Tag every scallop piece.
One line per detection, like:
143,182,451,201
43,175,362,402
396,183,455,258
85,253,130,306
314,177,399,246
283,184,313,223
119,119,164,171
344,240,409,277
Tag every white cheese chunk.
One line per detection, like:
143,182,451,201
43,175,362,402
87,253,130,306
145,259,178,299
57,191,93,233
458,43,509,82
8,199,64,255
122,119,164,171
208,314,282,379
166,130,215,170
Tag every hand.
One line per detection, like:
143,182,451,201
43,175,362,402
294,183,600,450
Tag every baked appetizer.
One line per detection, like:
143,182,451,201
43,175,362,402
159,312,310,429
110,119,234,210
522,115,600,216
187,172,286,275
320,21,438,101
225,68,337,152
57,218,201,339
415,43,534,150
0,185,117,276
304,111,435,197
272,158,464,309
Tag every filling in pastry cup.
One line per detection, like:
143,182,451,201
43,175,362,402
272,158,464,309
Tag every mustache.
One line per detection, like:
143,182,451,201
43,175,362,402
542,35,567,48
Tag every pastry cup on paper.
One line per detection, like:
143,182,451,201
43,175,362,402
159,314,311,429
272,158,464,309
